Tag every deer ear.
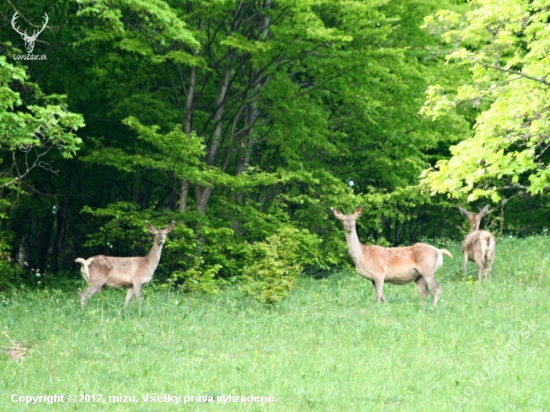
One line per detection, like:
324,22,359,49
354,205,364,217
480,205,490,216
145,221,156,233
165,221,175,232
332,208,344,220
458,207,471,218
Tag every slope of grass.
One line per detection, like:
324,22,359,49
0,236,549,411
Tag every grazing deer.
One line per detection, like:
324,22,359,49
458,205,496,281
333,206,453,306
76,221,175,309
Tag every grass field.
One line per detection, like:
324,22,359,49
1,236,549,411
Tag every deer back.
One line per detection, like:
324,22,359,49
101,256,154,287
355,243,443,283
462,230,495,257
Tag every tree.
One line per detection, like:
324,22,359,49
0,57,83,191
0,0,471,280
0,51,84,273
420,0,550,202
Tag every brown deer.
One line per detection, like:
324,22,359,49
333,206,453,306
458,205,495,281
76,221,175,309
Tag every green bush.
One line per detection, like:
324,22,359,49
0,255,23,292
0,222,23,291
169,257,221,295
240,227,320,304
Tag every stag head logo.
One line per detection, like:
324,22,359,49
11,11,48,54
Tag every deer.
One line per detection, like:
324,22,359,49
333,206,453,307
11,11,49,54
75,221,175,309
458,205,496,281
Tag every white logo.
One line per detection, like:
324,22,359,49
11,11,48,54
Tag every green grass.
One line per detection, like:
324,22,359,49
0,236,549,411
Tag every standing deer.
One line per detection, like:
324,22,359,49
333,206,453,307
76,221,175,309
11,11,48,54
458,205,496,281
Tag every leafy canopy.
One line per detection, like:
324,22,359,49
420,0,550,202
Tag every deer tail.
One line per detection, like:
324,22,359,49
487,237,496,251
75,258,90,283
478,233,496,258
440,249,454,259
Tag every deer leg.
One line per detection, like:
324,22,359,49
483,261,489,280
369,279,388,303
132,280,143,308
373,279,388,304
369,279,375,296
78,283,104,310
486,249,495,280
423,275,441,307
474,256,486,282
415,277,431,302
124,288,135,308
463,251,469,277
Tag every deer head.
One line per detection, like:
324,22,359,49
146,220,175,246
459,205,490,232
11,11,49,54
332,205,363,233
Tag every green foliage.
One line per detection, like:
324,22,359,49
75,0,199,50
240,227,320,304
169,257,221,295
0,56,84,186
0,0,480,280
83,121,203,169
81,202,160,256
0,244,22,292
421,0,550,201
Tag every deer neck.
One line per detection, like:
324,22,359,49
146,241,164,267
345,228,364,263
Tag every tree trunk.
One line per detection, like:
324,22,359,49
232,0,271,225
195,55,233,214
235,0,270,176
178,59,197,213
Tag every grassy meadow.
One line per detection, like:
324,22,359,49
0,236,549,411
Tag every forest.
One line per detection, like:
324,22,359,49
1,0,549,300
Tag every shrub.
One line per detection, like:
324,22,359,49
240,227,320,304
169,257,221,295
